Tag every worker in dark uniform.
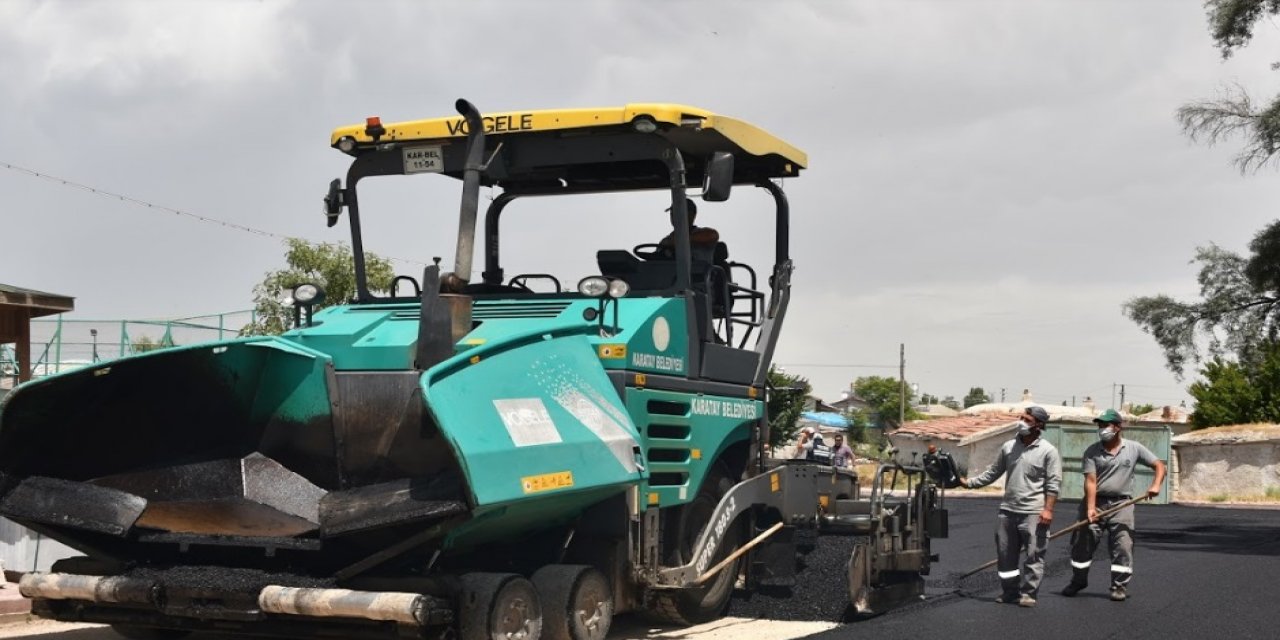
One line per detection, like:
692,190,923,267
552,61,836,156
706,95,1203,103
961,406,1062,608
1062,408,1167,602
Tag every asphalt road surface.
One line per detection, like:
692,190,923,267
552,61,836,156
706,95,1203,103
737,496,1280,640
0,497,1276,640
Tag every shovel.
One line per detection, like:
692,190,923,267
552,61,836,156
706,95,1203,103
957,494,1150,580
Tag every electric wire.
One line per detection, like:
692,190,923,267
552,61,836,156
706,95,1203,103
1,161,431,267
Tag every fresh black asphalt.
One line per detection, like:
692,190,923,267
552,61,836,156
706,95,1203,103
728,496,1280,639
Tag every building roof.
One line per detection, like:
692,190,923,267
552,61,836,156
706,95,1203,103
829,394,871,412
916,404,961,418
960,390,1120,423
1173,423,1280,445
889,413,1022,444
962,401,1107,421
1134,405,1191,424
0,283,75,319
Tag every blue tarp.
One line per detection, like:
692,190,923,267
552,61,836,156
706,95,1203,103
801,411,849,428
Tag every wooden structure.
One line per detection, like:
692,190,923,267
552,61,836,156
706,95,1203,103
0,284,74,383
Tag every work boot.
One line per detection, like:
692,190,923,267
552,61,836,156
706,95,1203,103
1061,582,1085,597
1018,594,1037,608
994,593,1018,604
1110,587,1127,602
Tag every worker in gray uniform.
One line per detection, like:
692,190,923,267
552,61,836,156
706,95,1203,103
1062,408,1166,602
961,406,1062,608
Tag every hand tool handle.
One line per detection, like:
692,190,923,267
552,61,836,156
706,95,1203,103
956,495,1149,579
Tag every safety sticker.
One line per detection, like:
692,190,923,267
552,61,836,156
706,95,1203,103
493,398,562,447
598,344,627,359
521,471,574,494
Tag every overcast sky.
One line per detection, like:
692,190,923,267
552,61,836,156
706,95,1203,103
3,0,1277,409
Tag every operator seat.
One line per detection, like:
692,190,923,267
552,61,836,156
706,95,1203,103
596,250,676,291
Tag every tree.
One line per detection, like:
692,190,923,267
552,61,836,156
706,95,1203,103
1129,403,1158,417
766,366,811,449
130,335,170,354
843,407,871,444
853,375,920,428
1124,222,1280,377
1187,339,1280,428
919,393,939,406
963,387,992,408
1178,1,1280,172
940,395,961,411
243,239,395,336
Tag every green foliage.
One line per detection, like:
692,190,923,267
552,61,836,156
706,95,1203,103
1205,0,1280,57
843,407,871,443
940,395,961,411
1179,1,1280,172
919,393,939,405
1187,339,1280,428
1124,225,1280,378
963,386,992,408
1266,486,1280,499
766,366,811,448
853,375,920,428
130,335,170,354
243,239,395,336
1129,403,1157,417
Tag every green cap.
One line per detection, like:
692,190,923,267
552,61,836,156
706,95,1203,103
1093,409,1123,425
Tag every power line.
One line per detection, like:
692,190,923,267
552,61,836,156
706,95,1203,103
777,363,898,369
2,161,430,267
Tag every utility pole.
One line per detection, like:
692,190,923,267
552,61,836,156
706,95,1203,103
1072,395,1076,407
898,343,905,427
1120,384,1126,412
1000,388,1006,402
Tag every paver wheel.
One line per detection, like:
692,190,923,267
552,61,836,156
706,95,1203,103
647,463,742,626
459,573,543,640
532,565,612,640
109,625,191,640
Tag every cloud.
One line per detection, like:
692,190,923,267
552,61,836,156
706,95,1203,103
3,0,1277,408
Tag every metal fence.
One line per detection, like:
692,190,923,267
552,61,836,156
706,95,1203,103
1,310,255,387
1042,424,1172,505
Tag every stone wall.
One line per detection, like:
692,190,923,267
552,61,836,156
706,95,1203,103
1174,442,1280,499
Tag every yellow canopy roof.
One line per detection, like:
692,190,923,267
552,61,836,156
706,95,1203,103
331,103,807,171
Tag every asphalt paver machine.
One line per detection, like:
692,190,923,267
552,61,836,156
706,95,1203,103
0,100,949,640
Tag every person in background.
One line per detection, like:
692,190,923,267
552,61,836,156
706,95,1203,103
1061,408,1167,602
831,433,855,469
960,406,1062,608
792,426,818,459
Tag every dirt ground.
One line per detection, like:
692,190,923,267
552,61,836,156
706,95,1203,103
0,616,837,640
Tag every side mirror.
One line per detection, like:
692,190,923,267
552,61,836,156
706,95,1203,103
702,152,734,202
323,178,345,227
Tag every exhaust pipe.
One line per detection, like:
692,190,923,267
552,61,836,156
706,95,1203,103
259,585,445,626
444,98,487,292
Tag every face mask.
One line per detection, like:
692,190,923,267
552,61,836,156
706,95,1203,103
1098,426,1118,443
1017,421,1034,437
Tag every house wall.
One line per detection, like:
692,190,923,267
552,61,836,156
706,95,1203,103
1175,442,1280,499
0,517,79,572
963,436,1013,488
